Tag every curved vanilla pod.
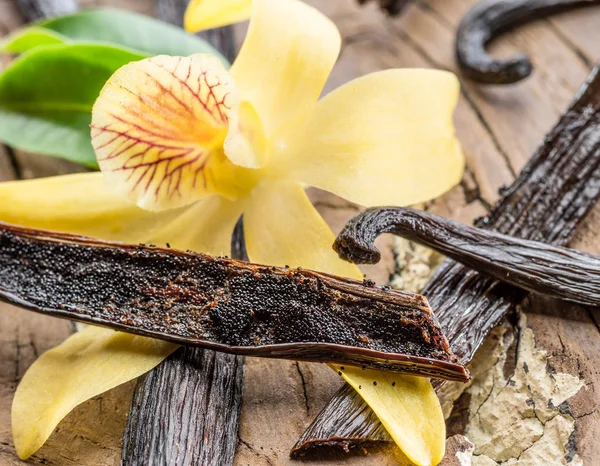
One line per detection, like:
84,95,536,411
456,0,600,84
0,222,468,382
335,207,600,307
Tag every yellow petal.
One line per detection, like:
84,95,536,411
92,54,242,212
230,0,341,137
12,326,178,459
184,0,252,32
0,172,181,241
280,69,464,207
224,100,269,169
332,365,445,466
244,179,362,279
149,195,244,257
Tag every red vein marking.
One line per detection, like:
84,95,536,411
149,58,229,126
91,133,121,151
131,164,152,191
101,115,181,144
98,140,140,162
145,161,159,193
106,105,185,140
138,70,195,118
108,150,200,171
106,141,213,202
201,71,229,122
91,126,191,161
185,59,192,82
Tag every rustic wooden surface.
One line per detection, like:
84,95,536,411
0,0,599,465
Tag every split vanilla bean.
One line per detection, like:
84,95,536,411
335,207,600,307
0,222,468,382
456,0,600,84
293,63,600,456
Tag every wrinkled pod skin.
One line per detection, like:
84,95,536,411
456,0,600,84
334,207,600,307
0,222,469,382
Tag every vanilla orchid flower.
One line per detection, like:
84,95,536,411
1,0,463,463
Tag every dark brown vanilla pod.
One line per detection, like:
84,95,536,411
335,207,600,307
293,64,600,456
456,0,600,84
0,222,468,382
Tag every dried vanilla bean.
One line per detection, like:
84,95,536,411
456,0,600,84
335,207,600,307
293,64,600,456
0,222,468,382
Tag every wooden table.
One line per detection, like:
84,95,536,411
0,0,599,464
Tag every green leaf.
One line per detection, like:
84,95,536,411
0,43,146,167
1,8,226,63
0,27,67,53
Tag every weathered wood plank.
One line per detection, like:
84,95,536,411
13,152,88,179
525,204,600,462
0,305,134,466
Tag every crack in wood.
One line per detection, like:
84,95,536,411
237,438,274,466
13,325,20,382
545,20,593,70
311,200,360,212
2,145,23,180
459,87,519,178
461,165,493,210
413,0,454,29
387,20,520,182
295,362,311,415
586,309,600,336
